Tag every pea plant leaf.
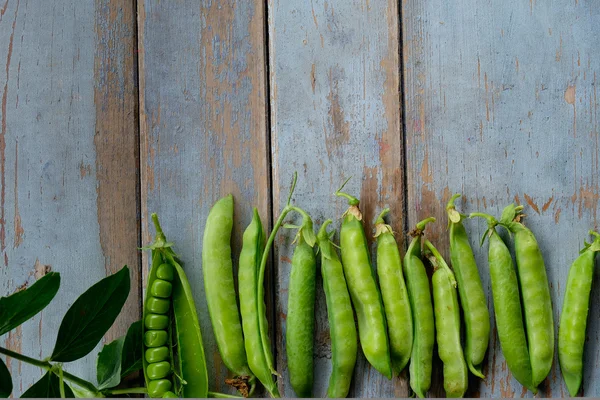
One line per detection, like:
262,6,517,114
0,272,60,337
50,266,130,362
20,371,74,398
120,320,143,378
96,336,124,390
0,357,12,398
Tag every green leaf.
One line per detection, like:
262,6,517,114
0,357,11,398
96,337,124,390
50,266,131,362
120,320,143,378
21,371,74,398
0,272,60,337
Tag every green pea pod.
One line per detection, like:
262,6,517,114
471,212,535,393
424,240,468,398
335,180,392,379
238,209,279,398
499,204,554,388
239,172,312,398
373,209,412,374
559,231,600,396
286,212,317,397
403,217,435,398
317,220,357,398
203,195,255,395
446,194,489,378
143,213,208,398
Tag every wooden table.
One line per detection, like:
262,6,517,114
1,1,598,397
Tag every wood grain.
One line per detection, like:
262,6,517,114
93,0,140,342
138,0,270,394
403,0,600,397
0,0,139,396
268,0,406,396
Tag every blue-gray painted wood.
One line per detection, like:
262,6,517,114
403,0,600,397
268,0,406,397
0,0,139,397
1,0,598,397
138,0,270,395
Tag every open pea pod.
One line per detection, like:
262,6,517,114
143,213,208,398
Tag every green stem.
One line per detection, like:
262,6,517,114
375,208,390,225
257,205,292,372
446,193,461,210
334,176,360,205
415,217,436,231
469,212,497,226
0,347,99,394
424,239,457,286
256,172,299,373
0,346,51,369
208,391,244,398
590,230,600,239
57,365,66,398
151,212,164,236
289,205,309,220
104,387,148,395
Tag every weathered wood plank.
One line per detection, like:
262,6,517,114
138,0,270,394
403,0,600,397
268,0,405,396
0,0,139,396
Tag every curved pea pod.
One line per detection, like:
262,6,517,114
143,213,208,398
203,195,255,394
500,204,554,389
373,209,412,374
471,212,535,393
286,214,317,398
317,220,357,398
403,217,436,398
335,182,392,379
238,209,280,398
559,231,600,396
425,240,468,398
446,194,489,378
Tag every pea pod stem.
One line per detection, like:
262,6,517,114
208,391,244,398
0,346,100,395
57,365,66,399
105,387,148,395
414,217,437,234
257,172,313,376
446,193,462,209
334,177,359,206
424,239,457,287
374,208,390,225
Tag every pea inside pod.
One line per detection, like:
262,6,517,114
143,213,209,398
499,204,554,389
559,231,600,396
202,195,255,396
334,179,392,379
403,217,436,398
446,194,489,379
373,208,412,374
